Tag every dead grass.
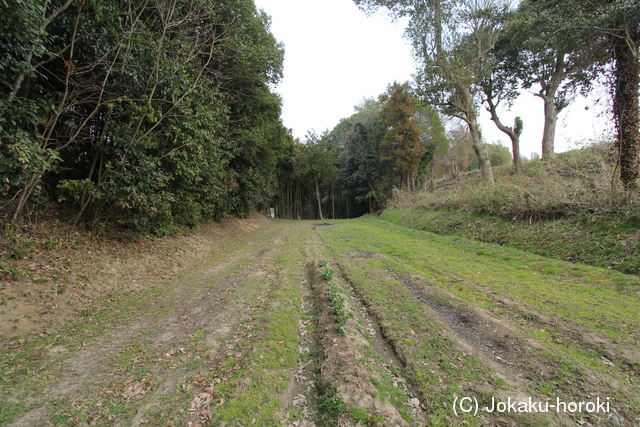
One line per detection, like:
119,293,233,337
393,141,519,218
0,214,271,340
405,142,637,220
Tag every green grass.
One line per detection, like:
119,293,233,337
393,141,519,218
327,281,349,335
314,216,640,426
316,385,345,427
3,215,639,426
336,217,640,343
210,225,304,425
0,219,293,426
381,206,640,275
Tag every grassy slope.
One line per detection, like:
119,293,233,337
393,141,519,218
380,146,640,275
380,206,640,275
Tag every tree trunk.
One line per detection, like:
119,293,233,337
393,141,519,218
10,172,39,223
288,177,293,219
459,84,494,185
511,131,522,174
486,94,523,174
613,32,640,188
541,94,558,159
346,193,350,219
331,184,335,220
315,178,324,220
537,52,566,160
468,115,494,185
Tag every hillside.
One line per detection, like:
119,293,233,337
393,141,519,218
381,143,640,275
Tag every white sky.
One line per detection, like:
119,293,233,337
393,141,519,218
254,0,613,158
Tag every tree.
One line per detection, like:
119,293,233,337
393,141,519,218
504,1,606,160
480,33,524,173
354,0,507,185
297,131,337,220
1,0,289,230
509,0,639,186
380,82,423,192
0,0,76,221
414,102,448,181
327,98,386,215
431,122,469,180
482,75,524,174
598,1,640,188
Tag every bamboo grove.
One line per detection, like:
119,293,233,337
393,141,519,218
273,83,450,221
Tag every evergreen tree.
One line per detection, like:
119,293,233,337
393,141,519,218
380,82,423,192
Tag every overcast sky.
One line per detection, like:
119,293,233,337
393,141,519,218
253,0,613,157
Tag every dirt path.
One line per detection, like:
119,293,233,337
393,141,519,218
1,215,639,426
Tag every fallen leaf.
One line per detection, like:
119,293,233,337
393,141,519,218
496,356,514,366
601,357,615,366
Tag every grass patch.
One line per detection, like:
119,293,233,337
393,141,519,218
316,382,346,427
381,206,640,275
315,217,640,426
0,218,291,425
209,225,303,425
327,281,350,336
382,145,640,275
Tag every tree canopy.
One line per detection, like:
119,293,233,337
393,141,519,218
1,0,289,231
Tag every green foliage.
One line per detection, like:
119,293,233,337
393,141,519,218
335,99,386,215
275,131,339,220
328,282,349,336
469,143,512,169
415,102,448,181
316,385,346,427
1,0,290,231
321,266,335,281
280,87,447,219
380,82,423,193
273,80,448,219
44,238,60,250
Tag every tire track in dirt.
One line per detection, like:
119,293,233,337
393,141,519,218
339,256,591,426
399,274,547,383
278,224,324,426
6,223,290,427
279,271,318,426
335,248,634,426
305,224,426,426
398,273,639,426
327,219,640,426
126,231,291,427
